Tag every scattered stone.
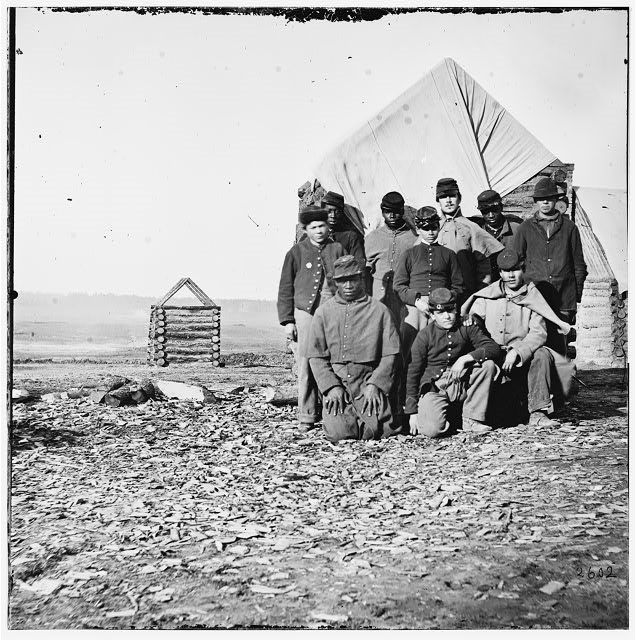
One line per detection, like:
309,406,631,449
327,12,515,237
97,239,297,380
540,581,566,595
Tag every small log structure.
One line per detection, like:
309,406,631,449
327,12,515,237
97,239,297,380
148,277,222,368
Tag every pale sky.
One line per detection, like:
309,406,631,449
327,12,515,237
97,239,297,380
13,7,628,300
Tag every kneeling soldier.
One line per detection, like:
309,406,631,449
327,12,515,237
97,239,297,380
406,288,501,437
461,249,575,427
307,255,401,443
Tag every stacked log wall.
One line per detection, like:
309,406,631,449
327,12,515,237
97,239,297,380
576,279,626,368
572,196,627,368
502,160,575,220
148,305,221,367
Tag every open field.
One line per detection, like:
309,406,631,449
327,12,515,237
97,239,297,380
13,293,284,360
9,355,629,630
14,320,285,361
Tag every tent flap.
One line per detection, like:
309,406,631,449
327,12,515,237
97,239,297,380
315,57,557,231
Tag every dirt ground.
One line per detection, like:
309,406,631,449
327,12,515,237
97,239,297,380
9,358,629,630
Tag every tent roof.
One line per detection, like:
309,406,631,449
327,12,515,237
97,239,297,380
314,57,556,231
574,187,627,293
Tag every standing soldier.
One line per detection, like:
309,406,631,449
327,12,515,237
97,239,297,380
277,206,345,430
364,191,418,324
393,206,465,357
435,178,504,301
321,191,366,264
513,178,588,353
470,189,522,281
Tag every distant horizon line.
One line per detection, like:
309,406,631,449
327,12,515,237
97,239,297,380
15,291,277,303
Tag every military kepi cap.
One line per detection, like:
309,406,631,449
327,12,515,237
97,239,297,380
413,206,440,229
436,177,460,199
322,191,345,209
429,288,457,311
299,205,328,226
477,189,503,210
381,191,405,211
497,249,525,271
333,255,364,280
533,178,561,200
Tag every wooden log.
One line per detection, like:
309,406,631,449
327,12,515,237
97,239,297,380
166,355,220,363
160,319,220,328
157,308,218,315
152,379,217,403
156,358,168,367
90,390,108,404
161,311,220,320
12,389,37,403
154,329,220,339
130,388,148,404
104,387,133,407
263,384,298,406
152,305,220,311
163,338,219,348
107,377,130,392
164,345,220,358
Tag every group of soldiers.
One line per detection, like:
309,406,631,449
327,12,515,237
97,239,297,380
277,177,588,443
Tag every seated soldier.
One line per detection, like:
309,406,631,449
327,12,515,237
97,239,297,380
307,255,401,443
406,288,501,438
461,249,575,427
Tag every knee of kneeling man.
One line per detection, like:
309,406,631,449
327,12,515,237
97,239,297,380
533,346,552,363
481,360,497,373
418,421,447,439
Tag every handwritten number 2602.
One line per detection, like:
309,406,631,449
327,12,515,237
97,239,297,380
577,566,614,579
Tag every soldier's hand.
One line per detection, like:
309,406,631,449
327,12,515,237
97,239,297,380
284,323,297,342
356,383,385,416
324,386,346,415
462,314,475,327
414,297,429,314
449,355,470,381
502,348,520,373
409,414,419,435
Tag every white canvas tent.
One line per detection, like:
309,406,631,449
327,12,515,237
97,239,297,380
311,57,627,366
315,57,556,231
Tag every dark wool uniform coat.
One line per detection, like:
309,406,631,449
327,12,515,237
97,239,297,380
331,229,366,265
405,322,501,415
392,242,465,306
513,213,588,313
277,238,345,325
469,215,522,280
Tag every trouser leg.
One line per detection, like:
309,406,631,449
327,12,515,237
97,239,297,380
398,305,430,410
322,404,360,443
546,310,575,355
527,347,554,413
463,361,497,421
295,310,319,424
416,390,450,438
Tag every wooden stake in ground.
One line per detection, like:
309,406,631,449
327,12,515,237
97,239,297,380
263,383,298,406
